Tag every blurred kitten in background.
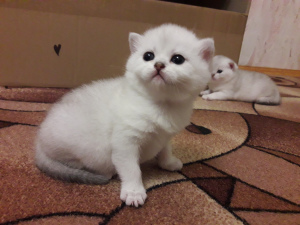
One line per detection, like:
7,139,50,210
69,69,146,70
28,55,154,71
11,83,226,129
201,55,281,105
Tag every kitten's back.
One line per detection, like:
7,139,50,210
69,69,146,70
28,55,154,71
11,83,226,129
236,69,281,105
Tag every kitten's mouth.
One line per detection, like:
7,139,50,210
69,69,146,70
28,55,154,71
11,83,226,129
151,72,166,83
153,74,165,80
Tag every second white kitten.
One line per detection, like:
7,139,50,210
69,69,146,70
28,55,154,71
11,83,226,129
201,55,281,105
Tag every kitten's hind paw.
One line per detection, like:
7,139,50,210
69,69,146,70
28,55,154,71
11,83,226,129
256,97,281,105
120,188,147,207
159,156,183,171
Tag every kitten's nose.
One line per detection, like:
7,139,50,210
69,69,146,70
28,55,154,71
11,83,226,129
154,62,165,71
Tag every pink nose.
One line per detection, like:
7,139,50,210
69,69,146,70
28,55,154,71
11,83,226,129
154,62,165,71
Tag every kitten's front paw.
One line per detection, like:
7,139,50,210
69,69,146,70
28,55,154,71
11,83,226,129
120,187,147,207
202,94,211,100
159,156,183,171
200,90,210,96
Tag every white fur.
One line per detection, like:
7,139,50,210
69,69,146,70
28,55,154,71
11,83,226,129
201,55,281,105
35,24,214,207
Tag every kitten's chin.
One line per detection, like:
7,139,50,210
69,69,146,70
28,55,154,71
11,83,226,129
149,81,199,103
151,73,166,86
150,69,178,86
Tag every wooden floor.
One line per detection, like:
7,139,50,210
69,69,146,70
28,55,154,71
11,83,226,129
239,66,300,77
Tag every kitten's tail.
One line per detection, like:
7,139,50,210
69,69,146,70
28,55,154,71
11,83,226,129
35,148,110,185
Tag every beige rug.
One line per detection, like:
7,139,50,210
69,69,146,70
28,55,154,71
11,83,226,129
0,75,299,225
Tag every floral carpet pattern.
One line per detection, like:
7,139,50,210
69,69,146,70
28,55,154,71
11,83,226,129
0,75,299,225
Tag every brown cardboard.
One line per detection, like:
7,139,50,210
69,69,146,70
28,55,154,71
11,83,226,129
0,0,248,88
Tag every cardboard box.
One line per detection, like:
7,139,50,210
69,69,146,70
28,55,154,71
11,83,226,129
0,0,248,88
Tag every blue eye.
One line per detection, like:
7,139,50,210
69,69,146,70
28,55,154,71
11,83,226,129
143,52,155,61
171,54,185,65
217,70,223,73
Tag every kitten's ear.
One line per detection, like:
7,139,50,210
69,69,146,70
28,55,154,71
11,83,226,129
229,62,238,71
129,32,142,53
198,38,215,63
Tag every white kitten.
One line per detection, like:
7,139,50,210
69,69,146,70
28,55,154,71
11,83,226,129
35,24,214,207
201,55,281,105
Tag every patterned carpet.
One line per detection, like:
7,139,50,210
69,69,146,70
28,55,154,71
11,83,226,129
0,75,299,225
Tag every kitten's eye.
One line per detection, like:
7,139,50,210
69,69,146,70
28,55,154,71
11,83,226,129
143,52,155,61
217,69,223,73
171,54,185,65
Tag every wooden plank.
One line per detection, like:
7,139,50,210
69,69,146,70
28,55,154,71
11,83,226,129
238,66,300,77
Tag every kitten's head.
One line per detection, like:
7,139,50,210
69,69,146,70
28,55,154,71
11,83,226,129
211,55,238,82
125,24,214,102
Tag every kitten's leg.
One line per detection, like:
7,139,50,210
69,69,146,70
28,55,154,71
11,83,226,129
112,143,147,207
202,91,230,101
157,143,183,171
200,89,211,96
